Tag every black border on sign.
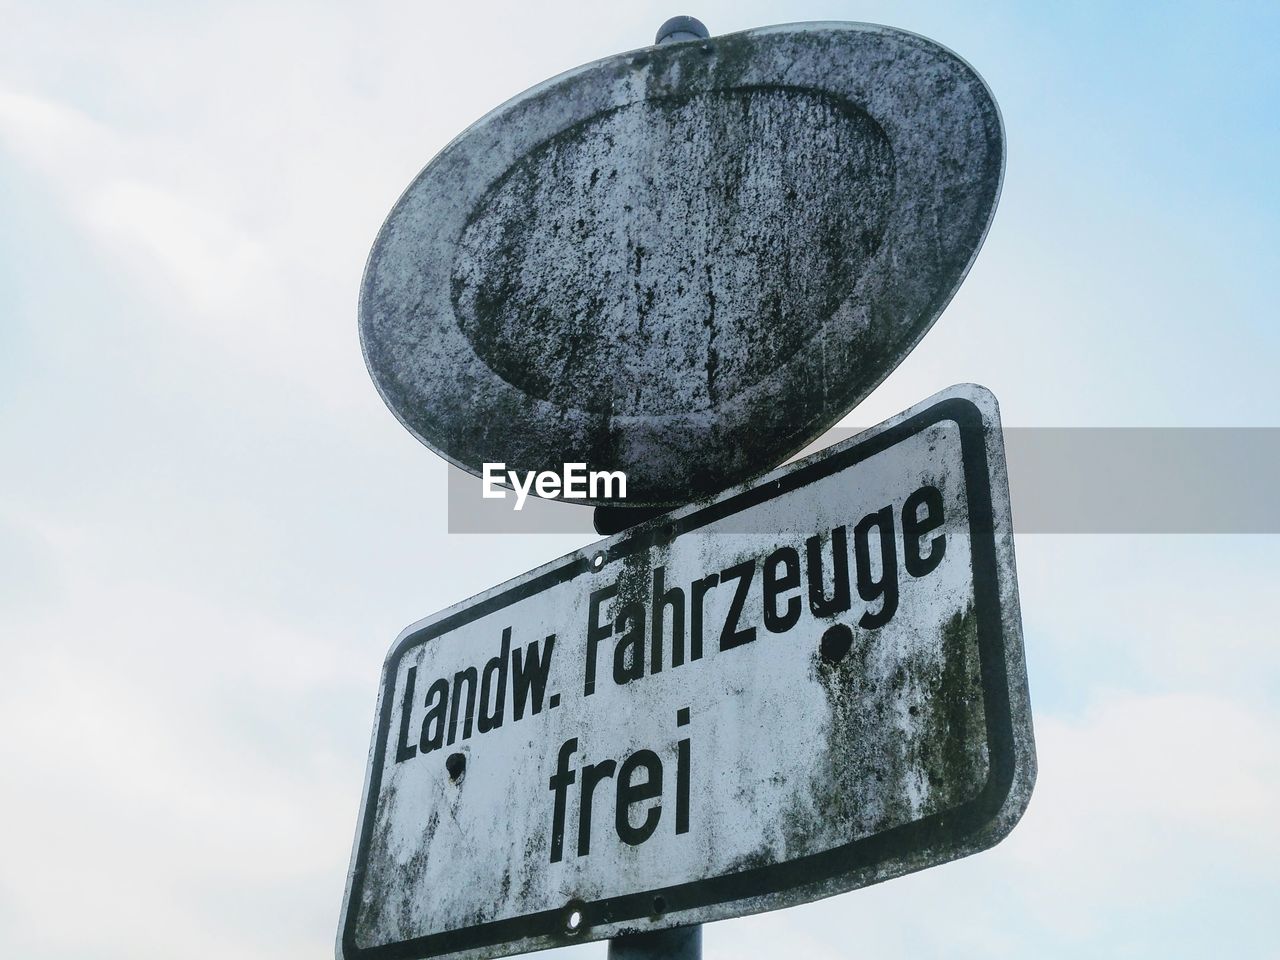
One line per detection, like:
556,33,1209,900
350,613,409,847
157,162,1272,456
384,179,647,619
342,396,1012,960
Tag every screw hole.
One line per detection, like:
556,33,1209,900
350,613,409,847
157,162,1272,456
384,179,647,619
652,894,667,916
445,752,466,782
819,623,853,664
591,551,606,571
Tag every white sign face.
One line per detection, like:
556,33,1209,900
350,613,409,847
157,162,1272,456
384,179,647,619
338,384,1035,960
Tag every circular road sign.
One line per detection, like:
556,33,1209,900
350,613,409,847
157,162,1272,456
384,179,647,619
360,22,1004,506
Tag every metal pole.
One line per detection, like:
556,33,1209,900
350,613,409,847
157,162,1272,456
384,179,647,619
596,497,703,959
602,18,712,960
608,925,701,960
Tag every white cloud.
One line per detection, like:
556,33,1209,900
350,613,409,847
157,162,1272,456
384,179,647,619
0,89,98,161
1011,692,1280,925
87,177,270,311
0,554,361,957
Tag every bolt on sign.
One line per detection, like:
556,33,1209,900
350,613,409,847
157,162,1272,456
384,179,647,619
338,385,1036,960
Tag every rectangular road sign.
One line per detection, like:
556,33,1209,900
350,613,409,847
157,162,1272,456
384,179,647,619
338,383,1035,960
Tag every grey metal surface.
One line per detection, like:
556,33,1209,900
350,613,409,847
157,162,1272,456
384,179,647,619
359,22,1004,506
337,384,1034,960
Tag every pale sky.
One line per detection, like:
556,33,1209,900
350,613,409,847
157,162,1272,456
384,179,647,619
1,2,1277,958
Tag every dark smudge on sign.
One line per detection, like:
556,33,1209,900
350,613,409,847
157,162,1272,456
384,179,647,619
452,85,895,416
801,602,987,856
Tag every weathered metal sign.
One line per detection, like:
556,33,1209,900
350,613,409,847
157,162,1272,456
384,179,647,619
359,22,1004,506
338,385,1035,960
